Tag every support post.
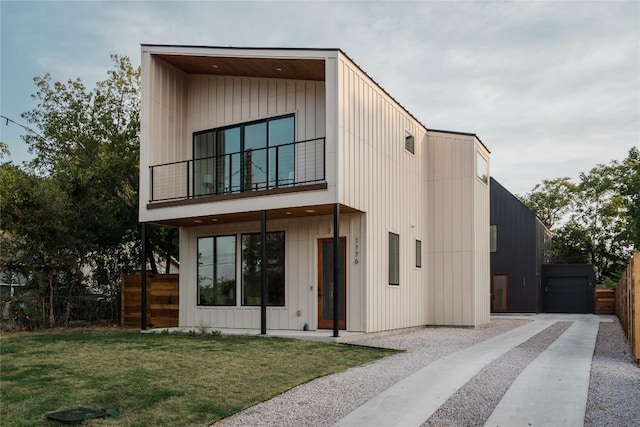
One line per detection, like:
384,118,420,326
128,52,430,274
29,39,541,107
260,210,267,335
140,223,147,331
333,203,340,338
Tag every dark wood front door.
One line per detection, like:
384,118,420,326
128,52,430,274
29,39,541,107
492,275,508,312
318,238,346,330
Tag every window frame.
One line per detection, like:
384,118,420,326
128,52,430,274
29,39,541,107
405,130,415,154
196,234,237,307
476,151,489,185
193,114,296,194
389,232,400,286
241,230,286,307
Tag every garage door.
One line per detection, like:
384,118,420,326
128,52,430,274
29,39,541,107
544,276,591,313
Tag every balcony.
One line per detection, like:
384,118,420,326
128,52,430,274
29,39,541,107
149,137,326,203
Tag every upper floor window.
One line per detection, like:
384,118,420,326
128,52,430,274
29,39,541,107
193,115,295,196
389,232,400,285
405,131,415,154
476,152,488,184
415,239,422,268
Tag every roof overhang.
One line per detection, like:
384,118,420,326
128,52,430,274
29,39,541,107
143,45,337,81
155,54,325,81
148,203,361,228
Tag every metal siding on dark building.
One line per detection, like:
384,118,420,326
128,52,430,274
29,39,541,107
490,178,545,313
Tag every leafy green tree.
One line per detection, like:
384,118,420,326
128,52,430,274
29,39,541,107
0,141,10,159
22,54,140,250
521,148,637,285
549,220,592,264
518,177,577,230
574,162,628,283
618,147,640,251
1,55,151,326
0,163,71,326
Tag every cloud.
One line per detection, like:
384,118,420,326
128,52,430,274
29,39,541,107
1,1,638,195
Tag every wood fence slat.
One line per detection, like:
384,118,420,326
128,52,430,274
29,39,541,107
633,253,640,365
594,288,616,314
149,304,179,310
616,252,640,366
121,274,179,329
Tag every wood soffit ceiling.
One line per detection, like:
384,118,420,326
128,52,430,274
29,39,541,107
156,54,326,81
153,204,361,228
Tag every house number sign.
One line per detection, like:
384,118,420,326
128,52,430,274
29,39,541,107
354,237,359,264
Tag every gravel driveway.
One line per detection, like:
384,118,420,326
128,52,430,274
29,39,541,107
220,316,639,427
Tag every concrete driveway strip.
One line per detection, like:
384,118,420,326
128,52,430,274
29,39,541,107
333,318,557,427
484,318,600,427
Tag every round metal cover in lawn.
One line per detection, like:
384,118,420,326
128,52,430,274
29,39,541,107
46,408,107,424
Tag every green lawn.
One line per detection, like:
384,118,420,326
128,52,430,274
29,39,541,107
0,328,397,427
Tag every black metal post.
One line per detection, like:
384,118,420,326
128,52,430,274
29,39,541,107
140,223,147,331
228,154,233,193
333,203,340,338
322,138,326,181
260,210,267,335
150,166,154,202
275,146,279,188
187,161,191,198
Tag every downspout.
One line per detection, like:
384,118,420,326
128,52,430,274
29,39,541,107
141,223,147,331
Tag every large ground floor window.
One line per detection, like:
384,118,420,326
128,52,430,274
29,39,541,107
242,231,285,306
197,235,237,306
196,231,285,307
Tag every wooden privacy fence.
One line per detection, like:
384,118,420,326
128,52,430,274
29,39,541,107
121,274,179,329
615,252,640,365
594,287,616,315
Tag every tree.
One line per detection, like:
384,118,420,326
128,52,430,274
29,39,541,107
518,177,577,230
0,141,10,160
618,147,640,251
0,163,71,327
550,220,592,264
521,148,637,285
574,162,628,283
1,55,145,326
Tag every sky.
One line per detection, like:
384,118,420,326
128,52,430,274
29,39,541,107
1,1,638,195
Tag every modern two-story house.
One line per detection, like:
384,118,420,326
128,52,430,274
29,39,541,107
139,45,491,334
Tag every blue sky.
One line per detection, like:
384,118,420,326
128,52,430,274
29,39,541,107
1,1,638,195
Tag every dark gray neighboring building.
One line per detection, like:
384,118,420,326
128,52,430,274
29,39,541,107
490,177,551,313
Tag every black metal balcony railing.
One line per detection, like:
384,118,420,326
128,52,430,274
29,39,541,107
149,137,325,202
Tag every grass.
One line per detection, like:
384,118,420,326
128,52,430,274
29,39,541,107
0,328,397,426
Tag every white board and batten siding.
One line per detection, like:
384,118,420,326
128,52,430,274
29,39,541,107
141,46,492,333
426,131,490,326
179,215,366,332
141,54,189,205
140,52,334,224
335,53,429,332
473,142,491,325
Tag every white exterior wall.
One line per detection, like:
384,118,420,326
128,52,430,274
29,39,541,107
179,214,366,331
473,143,491,324
140,46,491,333
336,53,429,332
185,75,325,146
426,131,490,326
147,55,189,167
140,48,339,224
140,52,189,211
